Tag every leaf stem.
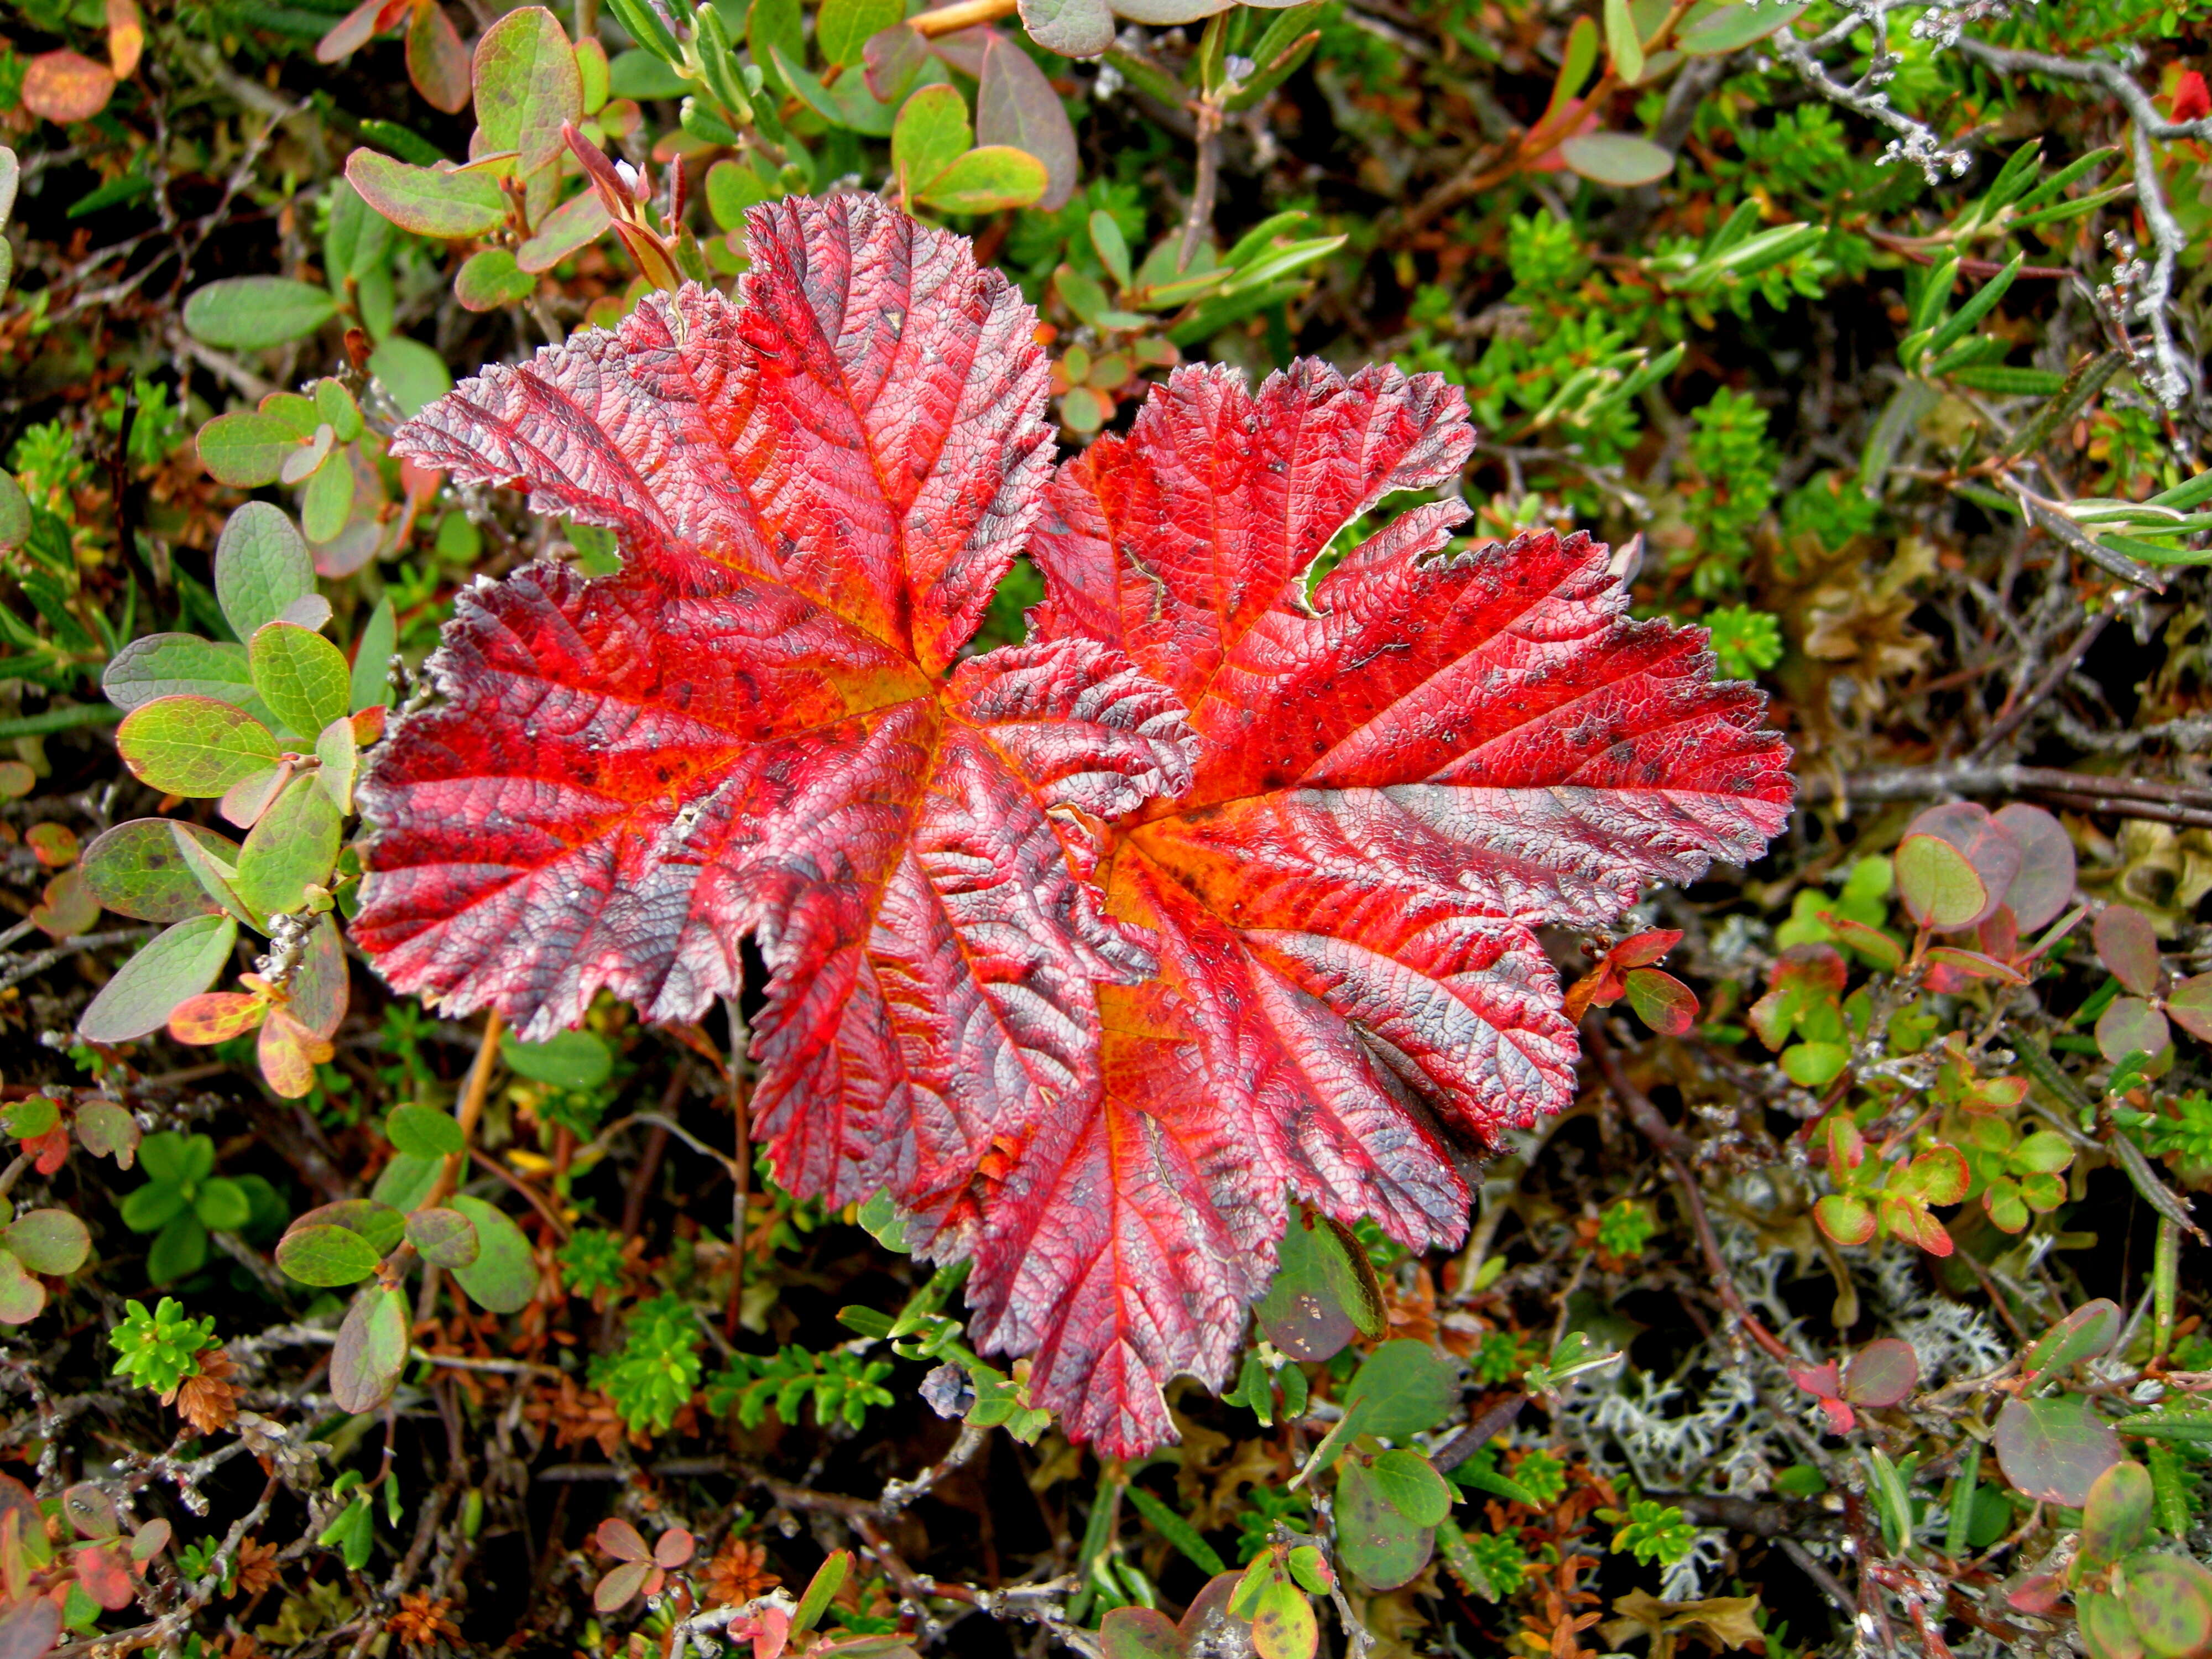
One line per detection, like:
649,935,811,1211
426,1009,503,1212
907,0,1018,37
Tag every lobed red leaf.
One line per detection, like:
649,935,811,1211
357,196,1793,1458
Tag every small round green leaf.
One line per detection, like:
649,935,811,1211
276,1223,384,1287
1559,132,1675,187
448,1195,536,1313
344,148,507,240
233,773,344,919
2079,1459,2153,1570
0,1251,44,1325
3,1209,90,1275
385,1104,466,1159
405,1207,481,1270
1340,1340,1463,1439
79,820,239,923
183,278,340,350
1896,832,1988,931
1255,1207,1386,1362
213,500,314,641
500,1028,613,1089
331,1284,409,1413
1335,1455,1437,1590
2022,1298,2122,1380
293,1198,408,1255
249,622,351,740
193,1177,252,1233
1994,1394,2122,1506
117,696,280,798
1363,1449,1453,1526
102,635,258,714
2096,997,2170,1066
915,145,1048,215
455,247,538,311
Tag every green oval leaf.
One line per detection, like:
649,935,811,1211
915,145,1049,215
331,1285,409,1413
102,634,264,723
3,1208,90,1275
455,247,538,311
385,1104,466,1159
1336,1455,1437,1590
448,1194,536,1313
117,696,280,797
196,412,297,489
77,915,238,1044
893,85,970,198
1559,132,1675,187
294,1198,409,1255
1678,0,1808,54
276,1222,384,1287
183,278,340,350
1896,832,1988,930
1994,1394,2122,1507
1255,1206,1385,1362
0,1252,45,1325
372,1152,442,1213
1363,1448,1453,1526
233,773,344,919
818,0,902,66
2079,1459,2153,1570
1341,1340,1463,1439
344,148,507,240
367,335,453,418
473,6,584,175
249,622,352,740
215,503,316,641
192,1176,252,1233
2023,1298,2122,1380
500,1027,613,1089
406,1207,481,1270
79,820,239,922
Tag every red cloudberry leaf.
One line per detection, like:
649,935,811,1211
355,197,1793,1460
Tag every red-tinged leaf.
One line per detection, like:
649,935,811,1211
596,1518,649,1563
106,0,143,80
1623,967,1697,1034
1905,802,2023,926
1609,928,1682,968
354,197,1792,1461
22,51,117,123
168,991,265,1045
594,1559,651,1612
0,1597,59,1659
1789,1361,1841,1402
977,33,1079,212
259,1008,334,1099
1994,1395,2122,1506
74,1541,135,1611
317,0,410,62
2094,903,2164,998
998,365,1786,1447
405,0,472,115
653,1526,696,1569
1843,1336,1919,1407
